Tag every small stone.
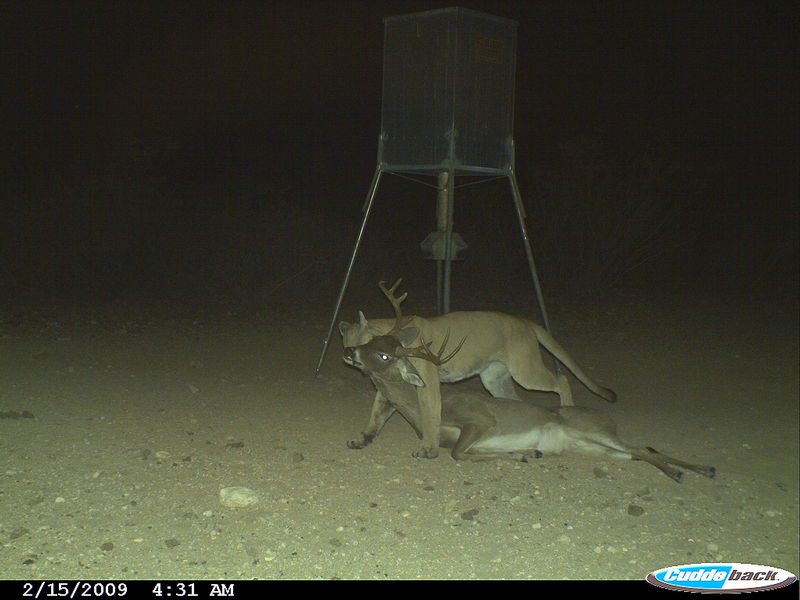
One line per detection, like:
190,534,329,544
100,542,114,552
627,504,645,517
219,486,259,508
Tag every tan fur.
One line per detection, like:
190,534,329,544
343,334,716,483
340,309,615,459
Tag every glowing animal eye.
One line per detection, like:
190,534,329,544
379,353,390,361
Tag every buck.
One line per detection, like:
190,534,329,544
342,293,716,483
339,279,616,458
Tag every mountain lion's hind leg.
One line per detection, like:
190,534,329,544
553,372,573,406
507,353,574,406
479,361,521,400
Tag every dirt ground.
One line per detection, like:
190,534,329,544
0,282,797,580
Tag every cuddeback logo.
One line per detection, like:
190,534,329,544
646,563,797,593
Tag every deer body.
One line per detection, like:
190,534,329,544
339,279,615,459
344,333,716,483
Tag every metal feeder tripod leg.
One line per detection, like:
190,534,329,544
315,166,383,376
507,169,561,373
436,170,455,315
442,167,455,314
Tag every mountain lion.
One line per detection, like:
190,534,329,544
339,279,615,459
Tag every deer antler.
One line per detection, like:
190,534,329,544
398,329,467,366
378,279,466,366
378,279,412,334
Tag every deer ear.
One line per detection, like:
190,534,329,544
338,321,351,337
398,358,425,387
396,326,419,348
358,311,368,329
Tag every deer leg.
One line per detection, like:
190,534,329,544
450,424,493,461
450,425,540,463
570,434,687,483
347,390,395,449
627,449,685,483
610,443,716,482
645,446,717,479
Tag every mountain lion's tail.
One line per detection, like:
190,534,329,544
533,324,617,403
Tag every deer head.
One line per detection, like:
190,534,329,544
342,279,466,386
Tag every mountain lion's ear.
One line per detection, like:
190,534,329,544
338,321,350,337
396,326,419,348
398,358,425,387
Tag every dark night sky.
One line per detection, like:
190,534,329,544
1,0,798,303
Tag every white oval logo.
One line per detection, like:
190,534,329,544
647,563,797,592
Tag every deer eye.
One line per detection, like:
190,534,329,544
378,353,390,361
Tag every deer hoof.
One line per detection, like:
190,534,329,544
519,450,543,462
